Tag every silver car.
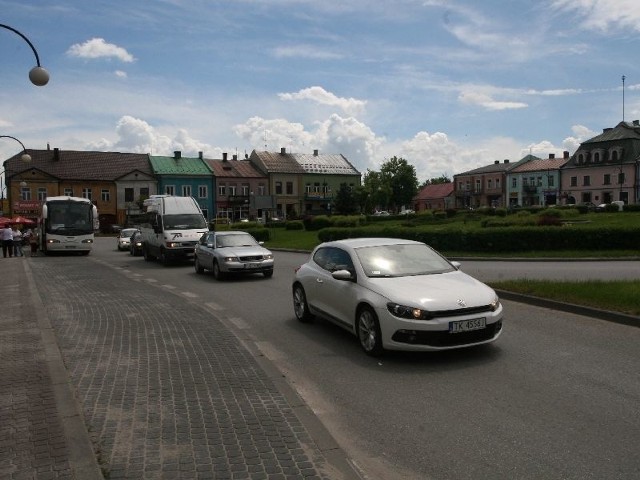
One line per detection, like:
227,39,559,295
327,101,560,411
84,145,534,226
194,231,274,280
292,238,503,356
117,228,139,251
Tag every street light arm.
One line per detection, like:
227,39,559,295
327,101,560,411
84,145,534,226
0,135,32,162
1,23,49,86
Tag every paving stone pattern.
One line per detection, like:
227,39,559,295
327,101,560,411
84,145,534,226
28,257,338,480
0,261,74,479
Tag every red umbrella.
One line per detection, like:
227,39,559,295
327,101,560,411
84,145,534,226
0,217,12,227
10,216,36,225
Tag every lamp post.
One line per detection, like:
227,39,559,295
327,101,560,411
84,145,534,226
0,135,32,162
1,23,49,86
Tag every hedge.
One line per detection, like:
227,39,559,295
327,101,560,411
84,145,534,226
316,225,640,252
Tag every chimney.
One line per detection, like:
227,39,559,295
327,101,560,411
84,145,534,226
54,147,60,161
634,120,639,126
504,159,509,164
232,154,237,160
222,152,228,162
494,160,499,164
198,151,203,159
563,151,570,159
313,149,319,156
174,151,181,159
549,153,555,159
47,143,50,150
280,147,286,155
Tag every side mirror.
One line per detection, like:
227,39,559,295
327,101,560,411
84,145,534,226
332,269,354,281
451,261,461,270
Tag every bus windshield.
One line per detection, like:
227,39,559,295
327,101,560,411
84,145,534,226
46,202,94,235
163,214,207,230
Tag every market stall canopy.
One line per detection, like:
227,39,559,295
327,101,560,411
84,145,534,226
10,216,36,225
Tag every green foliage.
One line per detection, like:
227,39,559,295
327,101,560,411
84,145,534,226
285,220,304,230
333,183,358,215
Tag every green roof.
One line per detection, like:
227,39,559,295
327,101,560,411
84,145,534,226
148,155,212,175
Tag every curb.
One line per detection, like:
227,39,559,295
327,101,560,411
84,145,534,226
495,289,639,328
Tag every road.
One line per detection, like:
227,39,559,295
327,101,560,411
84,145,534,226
90,238,640,479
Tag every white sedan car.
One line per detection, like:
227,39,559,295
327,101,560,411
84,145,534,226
117,228,139,251
292,238,503,356
194,231,274,280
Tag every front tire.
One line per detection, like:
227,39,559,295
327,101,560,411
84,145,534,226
263,269,273,278
143,246,155,261
212,261,225,280
293,284,313,323
194,257,205,274
356,306,384,356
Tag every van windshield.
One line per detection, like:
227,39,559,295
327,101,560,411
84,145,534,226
163,214,207,230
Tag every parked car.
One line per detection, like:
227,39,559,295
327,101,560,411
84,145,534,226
292,238,503,356
373,211,390,216
194,231,274,280
117,228,139,251
129,231,144,256
582,202,597,211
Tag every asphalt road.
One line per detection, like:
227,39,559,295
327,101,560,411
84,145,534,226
91,238,640,480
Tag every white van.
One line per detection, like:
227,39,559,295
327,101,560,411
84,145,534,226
139,195,208,264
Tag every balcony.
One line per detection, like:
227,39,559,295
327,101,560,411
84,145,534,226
523,185,538,194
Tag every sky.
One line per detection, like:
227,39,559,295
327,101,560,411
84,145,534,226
2,0,640,184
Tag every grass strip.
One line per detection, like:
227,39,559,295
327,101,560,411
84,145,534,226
488,279,640,316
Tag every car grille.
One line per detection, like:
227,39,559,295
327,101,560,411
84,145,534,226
392,320,502,347
239,255,264,261
430,304,496,318
179,241,197,248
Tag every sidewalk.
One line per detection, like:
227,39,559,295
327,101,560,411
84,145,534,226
1,255,361,480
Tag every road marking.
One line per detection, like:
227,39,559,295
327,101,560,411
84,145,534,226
227,316,250,330
182,292,197,298
162,284,176,289
205,302,224,311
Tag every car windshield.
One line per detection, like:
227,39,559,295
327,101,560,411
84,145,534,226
163,214,207,230
121,229,138,237
355,243,455,278
216,234,258,248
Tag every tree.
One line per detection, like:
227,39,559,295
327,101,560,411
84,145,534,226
333,183,358,215
380,156,418,212
420,175,451,188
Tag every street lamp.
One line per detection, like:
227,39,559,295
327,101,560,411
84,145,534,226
0,135,32,162
1,23,49,86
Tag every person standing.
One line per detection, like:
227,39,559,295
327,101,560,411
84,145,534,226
12,226,24,257
29,228,39,257
1,224,13,258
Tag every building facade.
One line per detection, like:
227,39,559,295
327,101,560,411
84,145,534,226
506,153,570,207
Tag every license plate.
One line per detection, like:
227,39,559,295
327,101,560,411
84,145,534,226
65,245,76,249
246,263,259,268
449,317,486,333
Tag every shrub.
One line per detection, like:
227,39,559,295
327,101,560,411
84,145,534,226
285,220,304,230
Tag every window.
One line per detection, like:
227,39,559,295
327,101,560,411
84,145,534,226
37,188,47,201
570,176,577,187
21,186,31,201
286,182,293,195
603,174,611,185
198,185,208,198
182,185,192,197
487,179,493,189
548,176,554,187
511,178,517,188
102,189,111,202
474,180,481,193
82,188,92,200
537,177,542,186
64,188,73,196
258,184,265,195
275,181,283,195
611,150,619,162
140,187,149,198
582,176,591,186
305,183,312,193
578,154,584,164
241,184,249,196
124,187,134,202
228,185,236,196
218,183,226,196
594,152,600,162
165,185,175,195
618,172,625,185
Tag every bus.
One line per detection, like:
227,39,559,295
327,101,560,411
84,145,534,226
40,196,99,255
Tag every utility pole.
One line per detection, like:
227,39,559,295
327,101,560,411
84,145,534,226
622,75,626,122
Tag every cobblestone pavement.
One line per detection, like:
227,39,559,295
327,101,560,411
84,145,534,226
2,255,360,480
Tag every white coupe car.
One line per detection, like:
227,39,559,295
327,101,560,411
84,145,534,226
292,238,503,356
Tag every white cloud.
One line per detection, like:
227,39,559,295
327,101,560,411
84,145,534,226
458,91,528,111
278,87,367,116
272,45,343,60
114,70,128,78
550,0,640,33
67,38,136,62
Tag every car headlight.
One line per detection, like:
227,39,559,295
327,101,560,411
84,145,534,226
387,303,433,320
264,254,274,260
223,256,239,262
81,239,93,244
490,296,501,311
46,239,60,244
165,242,180,248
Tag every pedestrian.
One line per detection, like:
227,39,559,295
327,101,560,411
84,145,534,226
12,225,24,257
1,224,13,258
29,228,39,257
